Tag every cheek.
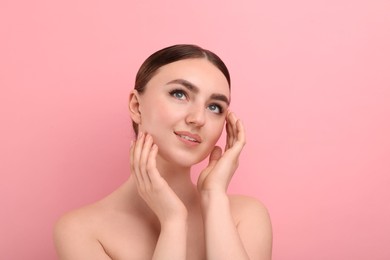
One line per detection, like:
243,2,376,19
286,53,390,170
208,118,225,143
140,99,176,133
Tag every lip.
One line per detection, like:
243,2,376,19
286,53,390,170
174,131,202,145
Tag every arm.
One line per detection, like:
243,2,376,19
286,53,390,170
131,132,188,259
233,196,273,259
201,193,272,260
152,217,188,259
198,112,272,260
200,191,249,259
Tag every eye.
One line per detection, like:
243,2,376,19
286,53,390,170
169,89,187,100
208,103,223,114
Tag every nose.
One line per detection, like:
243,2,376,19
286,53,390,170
185,105,206,127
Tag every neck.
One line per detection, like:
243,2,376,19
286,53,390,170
154,155,198,205
122,155,199,213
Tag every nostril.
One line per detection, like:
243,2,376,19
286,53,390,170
185,108,206,126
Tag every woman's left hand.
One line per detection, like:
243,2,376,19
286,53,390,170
197,112,246,193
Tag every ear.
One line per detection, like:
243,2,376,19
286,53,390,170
128,90,141,124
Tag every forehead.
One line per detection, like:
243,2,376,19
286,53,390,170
147,58,230,96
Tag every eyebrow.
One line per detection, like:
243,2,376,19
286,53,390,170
167,79,230,105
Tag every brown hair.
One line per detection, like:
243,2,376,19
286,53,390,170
132,44,231,134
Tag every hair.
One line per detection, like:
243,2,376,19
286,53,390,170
132,44,231,134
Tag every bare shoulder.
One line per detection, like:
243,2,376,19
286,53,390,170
228,194,273,259
53,201,112,260
54,202,102,238
228,194,271,222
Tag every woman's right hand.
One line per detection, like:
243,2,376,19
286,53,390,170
130,132,188,224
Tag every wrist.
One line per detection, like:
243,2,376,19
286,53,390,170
200,190,229,208
160,216,188,233
160,212,188,226
200,188,228,198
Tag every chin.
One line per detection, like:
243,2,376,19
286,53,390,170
159,148,208,168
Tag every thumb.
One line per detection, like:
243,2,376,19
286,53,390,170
197,146,222,190
207,146,222,167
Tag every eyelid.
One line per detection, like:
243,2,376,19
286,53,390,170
170,87,187,94
169,87,227,114
169,88,188,99
208,102,225,114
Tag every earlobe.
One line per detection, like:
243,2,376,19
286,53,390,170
128,90,141,124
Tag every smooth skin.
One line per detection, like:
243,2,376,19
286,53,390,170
54,59,272,260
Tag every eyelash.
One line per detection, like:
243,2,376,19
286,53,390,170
168,88,225,114
169,89,188,100
208,103,224,114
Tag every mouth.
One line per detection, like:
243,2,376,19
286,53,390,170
174,131,202,143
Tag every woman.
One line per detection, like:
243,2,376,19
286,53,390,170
54,44,272,260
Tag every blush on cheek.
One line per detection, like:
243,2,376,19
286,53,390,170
140,108,172,138
214,122,225,139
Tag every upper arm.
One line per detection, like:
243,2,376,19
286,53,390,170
232,196,273,260
53,213,112,260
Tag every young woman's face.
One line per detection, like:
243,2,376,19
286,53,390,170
135,58,230,167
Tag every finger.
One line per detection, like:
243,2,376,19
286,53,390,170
232,119,246,152
236,119,246,147
226,112,234,150
134,131,146,188
230,112,238,144
140,133,154,186
130,140,141,186
225,120,230,151
129,140,134,170
197,146,222,189
208,146,222,166
146,143,161,184
227,112,236,149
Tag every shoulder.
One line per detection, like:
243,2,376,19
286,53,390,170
54,186,124,239
54,203,99,245
228,194,273,258
228,194,272,234
53,202,112,259
228,194,271,222
54,203,100,238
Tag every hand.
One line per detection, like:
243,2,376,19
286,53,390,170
130,132,188,223
197,112,246,193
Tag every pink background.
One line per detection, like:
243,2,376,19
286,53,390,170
1,0,390,259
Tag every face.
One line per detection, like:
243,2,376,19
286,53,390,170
130,58,230,167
